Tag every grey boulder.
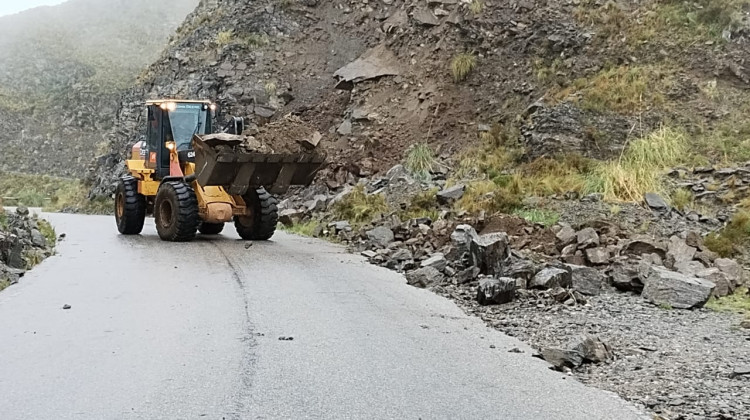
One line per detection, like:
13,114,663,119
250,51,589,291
476,277,516,305
642,266,715,309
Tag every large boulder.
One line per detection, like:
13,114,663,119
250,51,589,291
714,258,746,288
576,227,600,249
642,266,715,309
469,232,510,276
567,264,607,295
665,236,697,269
569,334,613,363
436,184,465,205
449,224,479,265
609,262,643,292
476,277,515,305
621,236,666,258
405,267,444,288
420,253,448,271
366,226,395,248
530,266,572,290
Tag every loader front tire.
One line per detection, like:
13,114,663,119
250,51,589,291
199,222,225,235
154,181,199,242
115,176,146,235
235,188,278,241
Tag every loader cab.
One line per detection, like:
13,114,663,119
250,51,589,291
144,100,215,179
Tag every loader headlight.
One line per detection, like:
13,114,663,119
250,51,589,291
165,141,176,151
160,102,177,111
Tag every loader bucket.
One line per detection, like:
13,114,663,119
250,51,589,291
192,134,327,196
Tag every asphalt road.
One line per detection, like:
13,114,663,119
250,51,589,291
0,213,647,419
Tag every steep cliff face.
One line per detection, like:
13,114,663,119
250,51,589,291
89,0,750,196
0,0,199,177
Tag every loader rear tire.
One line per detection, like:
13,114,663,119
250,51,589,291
234,188,278,241
115,176,146,235
154,181,199,242
199,222,225,235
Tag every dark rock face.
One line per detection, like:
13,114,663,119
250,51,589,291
522,103,642,161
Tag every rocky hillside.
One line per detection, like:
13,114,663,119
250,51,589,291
92,0,750,195
0,0,199,177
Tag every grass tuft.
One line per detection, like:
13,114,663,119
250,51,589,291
585,127,689,201
332,185,390,225
280,220,319,237
405,143,436,181
671,188,694,211
216,30,234,46
514,209,561,227
704,212,750,257
557,66,671,114
469,0,484,14
705,288,750,316
451,53,477,82
37,219,57,246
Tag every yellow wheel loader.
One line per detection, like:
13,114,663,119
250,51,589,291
114,99,325,242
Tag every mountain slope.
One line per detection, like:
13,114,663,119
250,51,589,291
0,0,199,177
89,0,750,199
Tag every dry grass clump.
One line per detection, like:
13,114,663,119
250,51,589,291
332,185,389,225
585,127,689,201
704,212,750,257
405,143,436,181
451,53,477,82
557,66,671,114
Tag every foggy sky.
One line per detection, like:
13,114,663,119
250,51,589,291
0,0,67,17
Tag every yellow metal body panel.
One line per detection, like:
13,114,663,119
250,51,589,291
125,158,249,221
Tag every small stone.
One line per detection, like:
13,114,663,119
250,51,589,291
731,365,750,378
62,304,71,310
644,192,670,212
337,119,352,135
569,334,613,363
361,250,378,259
539,348,583,370
421,253,448,271
245,243,253,249
576,227,600,249
556,225,576,247
278,336,294,341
